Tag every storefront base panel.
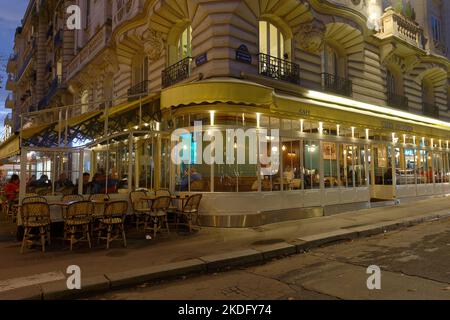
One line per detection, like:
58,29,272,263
397,183,450,199
197,188,370,228
371,185,395,200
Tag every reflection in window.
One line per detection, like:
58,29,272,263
304,141,320,189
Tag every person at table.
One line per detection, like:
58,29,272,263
74,172,92,194
55,173,74,192
4,174,20,203
180,168,202,191
30,174,51,188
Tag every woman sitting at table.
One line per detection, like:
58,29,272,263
4,174,20,208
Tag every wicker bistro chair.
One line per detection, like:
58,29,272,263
97,201,128,249
62,194,84,202
64,201,93,251
20,202,52,253
176,194,203,233
22,196,48,205
89,194,110,218
145,196,171,239
130,191,152,231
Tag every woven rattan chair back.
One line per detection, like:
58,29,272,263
104,201,128,218
21,202,51,225
62,194,84,202
89,194,110,201
151,196,171,212
22,196,48,205
130,191,150,210
155,189,171,197
67,201,93,219
183,194,202,213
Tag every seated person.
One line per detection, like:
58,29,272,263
4,174,20,204
55,173,75,192
74,172,92,195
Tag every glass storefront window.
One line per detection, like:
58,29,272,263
323,142,338,188
304,140,320,189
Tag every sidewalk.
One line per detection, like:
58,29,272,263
1,196,450,300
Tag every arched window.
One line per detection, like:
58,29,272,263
323,44,338,77
177,26,192,61
422,79,435,105
386,68,407,109
259,21,285,59
131,55,149,86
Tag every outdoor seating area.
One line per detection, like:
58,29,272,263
0,190,203,254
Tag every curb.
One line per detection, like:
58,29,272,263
1,211,449,300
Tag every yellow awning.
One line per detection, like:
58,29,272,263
21,123,56,139
160,79,450,140
66,110,103,127
272,93,450,139
100,94,158,121
0,136,20,160
161,79,273,109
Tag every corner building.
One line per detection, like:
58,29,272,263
3,0,450,227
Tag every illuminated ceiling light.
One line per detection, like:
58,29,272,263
282,145,287,152
210,111,215,126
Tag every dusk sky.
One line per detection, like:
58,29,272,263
0,0,29,133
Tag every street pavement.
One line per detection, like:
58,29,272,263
0,196,450,299
90,219,450,300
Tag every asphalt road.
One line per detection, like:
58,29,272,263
90,219,450,300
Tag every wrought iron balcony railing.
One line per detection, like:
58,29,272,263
257,53,300,84
162,57,192,88
387,91,409,111
422,102,439,119
321,73,353,97
127,80,151,100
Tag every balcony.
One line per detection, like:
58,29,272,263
422,102,439,119
5,94,14,109
162,57,192,89
387,91,409,111
16,40,36,82
38,76,63,110
378,7,424,50
258,53,300,85
5,74,15,91
127,80,151,101
66,23,112,80
321,73,352,97
6,54,17,73
113,0,143,30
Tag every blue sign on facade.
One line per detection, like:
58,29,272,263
236,45,252,64
195,53,208,66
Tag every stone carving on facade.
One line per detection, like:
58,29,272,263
296,19,326,53
142,28,164,61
